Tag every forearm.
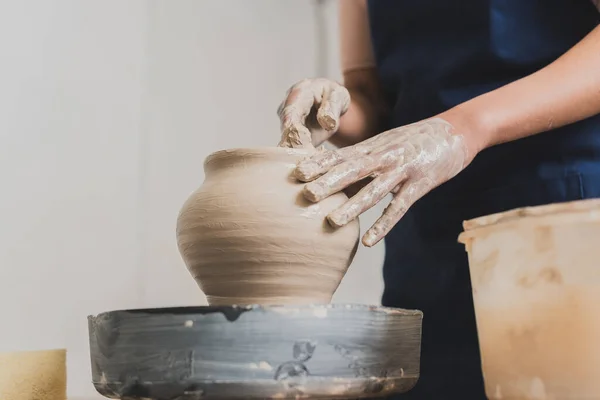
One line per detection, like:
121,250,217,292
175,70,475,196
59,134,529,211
441,25,600,157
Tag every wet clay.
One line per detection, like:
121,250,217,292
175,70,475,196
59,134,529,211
176,147,360,306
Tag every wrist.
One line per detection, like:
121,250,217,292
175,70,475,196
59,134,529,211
436,102,497,160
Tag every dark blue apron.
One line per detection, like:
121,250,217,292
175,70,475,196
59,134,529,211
366,1,600,397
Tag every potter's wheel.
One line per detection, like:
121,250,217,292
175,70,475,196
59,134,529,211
88,304,422,399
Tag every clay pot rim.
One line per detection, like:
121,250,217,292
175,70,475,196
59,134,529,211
458,198,600,243
204,147,316,168
88,304,423,320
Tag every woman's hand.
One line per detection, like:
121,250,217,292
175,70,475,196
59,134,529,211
294,118,474,246
289,24,600,246
277,78,350,148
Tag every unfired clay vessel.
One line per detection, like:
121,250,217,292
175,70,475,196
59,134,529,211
176,147,360,306
458,198,600,400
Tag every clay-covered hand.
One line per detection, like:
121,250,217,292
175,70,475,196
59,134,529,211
294,118,472,246
277,78,350,148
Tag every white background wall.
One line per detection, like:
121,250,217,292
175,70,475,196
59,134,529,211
0,1,385,397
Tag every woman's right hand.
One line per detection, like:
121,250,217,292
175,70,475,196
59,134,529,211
277,78,351,148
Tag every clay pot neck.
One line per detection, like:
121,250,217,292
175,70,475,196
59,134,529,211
203,147,316,173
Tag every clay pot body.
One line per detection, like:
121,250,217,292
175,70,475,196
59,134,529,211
458,199,600,399
176,147,360,306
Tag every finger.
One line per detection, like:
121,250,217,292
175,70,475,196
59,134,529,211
278,82,319,148
278,121,312,148
294,147,352,181
276,85,295,118
295,138,375,181
302,156,378,202
278,79,319,118
362,177,434,247
316,85,350,132
279,107,315,149
327,172,404,228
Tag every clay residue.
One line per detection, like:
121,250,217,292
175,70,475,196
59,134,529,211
517,266,563,289
278,120,315,149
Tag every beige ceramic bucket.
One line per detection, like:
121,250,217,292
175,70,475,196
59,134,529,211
458,198,600,400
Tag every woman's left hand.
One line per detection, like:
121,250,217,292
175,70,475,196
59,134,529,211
294,117,476,246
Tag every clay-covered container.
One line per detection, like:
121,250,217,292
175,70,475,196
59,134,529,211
458,198,600,399
88,305,423,400
176,147,360,306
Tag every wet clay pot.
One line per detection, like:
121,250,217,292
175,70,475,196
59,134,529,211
176,147,360,306
458,199,600,399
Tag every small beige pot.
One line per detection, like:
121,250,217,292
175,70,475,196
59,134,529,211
458,198,600,399
176,147,360,306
